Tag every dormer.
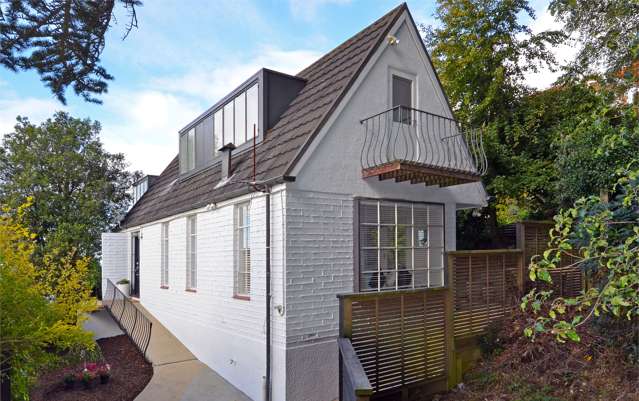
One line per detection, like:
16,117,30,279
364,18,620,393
178,68,306,175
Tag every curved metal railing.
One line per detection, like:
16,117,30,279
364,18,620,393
360,106,487,176
103,279,152,360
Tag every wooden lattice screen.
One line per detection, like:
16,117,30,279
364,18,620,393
339,289,452,396
517,221,584,297
448,250,524,339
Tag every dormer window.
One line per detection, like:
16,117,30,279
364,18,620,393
178,69,306,175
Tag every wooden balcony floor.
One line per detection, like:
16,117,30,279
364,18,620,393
362,160,482,187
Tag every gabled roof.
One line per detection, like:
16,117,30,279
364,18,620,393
120,3,406,229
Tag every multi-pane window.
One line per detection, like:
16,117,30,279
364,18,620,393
179,83,259,174
392,75,412,123
234,203,251,297
161,222,169,287
186,215,197,290
358,200,444,292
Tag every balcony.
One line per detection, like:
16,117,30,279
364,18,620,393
360,106,487,187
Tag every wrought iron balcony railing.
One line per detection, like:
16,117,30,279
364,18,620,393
360,106,487,187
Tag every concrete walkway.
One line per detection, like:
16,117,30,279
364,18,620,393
83,309,123,340
133,303,252,401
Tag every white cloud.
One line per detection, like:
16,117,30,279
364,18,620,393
522,7,578,90
98,89,203,174
0,95,64,137
150,46,321,103
289,0,351,21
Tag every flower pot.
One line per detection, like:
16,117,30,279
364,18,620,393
116,283,130,296
100,375,110,384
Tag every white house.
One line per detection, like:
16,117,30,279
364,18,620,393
101,4,487,401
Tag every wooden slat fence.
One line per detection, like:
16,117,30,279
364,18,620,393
516,221,584,297
338,288,453,399
447,250,524,340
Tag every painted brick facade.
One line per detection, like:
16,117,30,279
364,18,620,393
104,190,287,401
100,232,129,292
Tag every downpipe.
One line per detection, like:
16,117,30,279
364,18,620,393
265,191,272,401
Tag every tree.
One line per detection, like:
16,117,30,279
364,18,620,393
0,112,140,289
554,86,639,205
0,0,142,104
423,0,564,126
422,0,564,247
0,200,95,399
522,167,639,344
549,0,639,85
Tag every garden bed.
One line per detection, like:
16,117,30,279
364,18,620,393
31,335,153,401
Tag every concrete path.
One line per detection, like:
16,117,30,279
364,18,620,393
83,309,124,340
133,303,252,401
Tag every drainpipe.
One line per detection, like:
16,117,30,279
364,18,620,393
265,190,271,401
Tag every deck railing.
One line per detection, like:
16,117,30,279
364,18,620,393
360,106,487,177
338,288,454,400
339,338,373,401
103,279,152,360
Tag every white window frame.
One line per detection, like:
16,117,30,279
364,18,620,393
161,222,169,288
186,215,197,290
358,200,445,292
234,202,251,298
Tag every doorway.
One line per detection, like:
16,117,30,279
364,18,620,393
131,232,140,298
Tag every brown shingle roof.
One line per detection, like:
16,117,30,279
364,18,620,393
120,3,406,229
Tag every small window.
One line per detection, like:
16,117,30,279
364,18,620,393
392,75,412,123
214,109,223,150
187,129,195,171
186,215,197,290
246,84,259,141
161,223,169,287
223,102,234,148
234,203,251,297
234,92,246,146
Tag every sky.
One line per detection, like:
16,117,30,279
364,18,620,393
0,0,575,175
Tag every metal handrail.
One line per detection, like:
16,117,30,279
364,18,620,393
103,279,152,360
359,106,488,177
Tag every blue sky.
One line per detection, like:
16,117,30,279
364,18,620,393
0,0,566,175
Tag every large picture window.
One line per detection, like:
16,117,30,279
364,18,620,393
234,202,251,298
358,200,444,292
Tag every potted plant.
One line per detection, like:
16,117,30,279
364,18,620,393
77,368,97,389
116,278,130,295
63,373,75,390
98,363,111,384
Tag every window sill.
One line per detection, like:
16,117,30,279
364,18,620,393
233,294,250,301
185,288,197,293
160,285,169,289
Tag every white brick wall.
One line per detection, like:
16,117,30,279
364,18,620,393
114,189,287,401
285,190,354,346
100,232,129,293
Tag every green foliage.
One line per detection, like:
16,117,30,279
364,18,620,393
0,201,95,400
522,168,639,343
424,0,564,126
555,96,639,205
549,0,639,84
0,0,142,104
0,111,140,270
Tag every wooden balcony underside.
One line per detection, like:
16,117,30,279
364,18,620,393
362,160,481,187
